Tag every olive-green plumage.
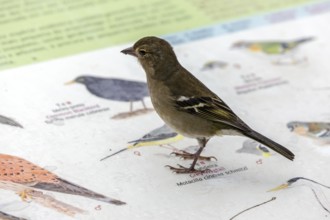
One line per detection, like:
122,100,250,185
122,36,294,173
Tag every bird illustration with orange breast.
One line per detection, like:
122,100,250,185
0,154,125,205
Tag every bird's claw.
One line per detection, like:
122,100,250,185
170,151,217,161
165,164,210,174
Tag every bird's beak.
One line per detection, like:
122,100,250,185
64,80,76,85
100,148,128,161
287,125,294,132
121,47,137,57
267,183,289,192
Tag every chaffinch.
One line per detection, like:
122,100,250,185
122,36,294,173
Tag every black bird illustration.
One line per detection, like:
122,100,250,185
66,75,152,118
0,115,23,128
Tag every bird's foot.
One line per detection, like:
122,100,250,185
165,164,210,174
18,189,34,202
170,151,217,161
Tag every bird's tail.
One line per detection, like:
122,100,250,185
294,37,314,45
0,115,23,128
34,178,126,205
243,130,295,161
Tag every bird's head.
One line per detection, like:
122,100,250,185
287,121,309,134
65,76,91,85
268,177,312,192
231,41,248,49
121,36,179,80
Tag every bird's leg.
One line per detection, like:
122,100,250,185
159,144,182,153
166,138,215,174
141,99,147,110
129,101,133,112
18,189,34,202
170,138,217,161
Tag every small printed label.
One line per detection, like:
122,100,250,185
176,164,248,186
45,101,110,125
235,73,288,95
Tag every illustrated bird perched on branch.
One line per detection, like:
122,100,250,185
231,37,314,64
121,36,294,174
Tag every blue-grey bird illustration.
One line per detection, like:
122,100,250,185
0,211,27,220
232,37,314,64
269,177,330,214
101,124,184,161
236,139,271,157
66,75,151,118
287,121,330,143
0,115,23,128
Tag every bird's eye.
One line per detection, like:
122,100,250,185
138,49,146,56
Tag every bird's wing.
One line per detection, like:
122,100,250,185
315,128,330,138
308,123,330,138
90,78,148,101
174,96,249,131
260,42,284,54
0,154,59,185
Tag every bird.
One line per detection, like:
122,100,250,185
201,60,228,71
0,153,125,205
231,37,314,55
100,124,184,161
236,139,271,157
0,211,27,220
287,121,330,143
269,177,330,214
231,37,314,64
121,36,295,174
65,75,151,117
0,115,23,128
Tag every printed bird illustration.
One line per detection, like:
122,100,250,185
0,154,125,205
0,115,23,128
0,211,27,220
287,121,330,144
101,124,184,161
201,61,228,71
231,37,314,64
65,75,152,118
269,177,330,214
236,139,271,157
121,36,294,174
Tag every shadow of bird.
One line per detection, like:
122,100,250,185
66,75,152,119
